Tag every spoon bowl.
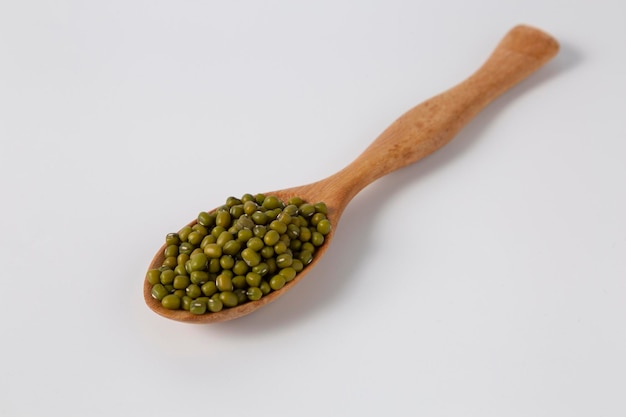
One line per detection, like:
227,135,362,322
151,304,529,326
144,24,559,323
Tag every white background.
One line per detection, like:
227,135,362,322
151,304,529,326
1,1,625,416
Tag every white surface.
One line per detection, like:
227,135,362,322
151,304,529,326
1,1,625,416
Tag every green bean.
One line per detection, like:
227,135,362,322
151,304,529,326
220,270,233,279
173,264,187,277
279,267,297,282
181,295,192,311
317,219,331,235
211,225,226,239
298,250,313,265
207,298,223,312
220,255,235,270
299,203,315,217
162,256,177,269
287,223,300,239
269,220,287,234
201,281,218,297
289,239,302,251
299,227,311,242
301,242,315,254
274,241,288,255
177,253,190,266
232,260,249,276
276,253,293,268
311,231,325,247
186,284,202,299
213,230,229,244
260,245,274,259
266,208,281,221
266,258,278,274
243,200,258,216
226,196,241,207
237,228,253,243
241,248,261,267
161,294,181,310
219,291,239,308
190,270,209,285
314,202,328,214
245,272,262,287
259,281,271,295
237,215,255,230
230,205,244,219
263,230,280,246
215,210,231,228
291,259,304,273
311,212,326,226
253,225,267,238
190,299,207,315
246,237,264,252
262,195,282,210
189,253,208,271
269,275,286,290
179,242,195,255
164,244,179,258
151,284,168,301
287,197,303,206
146,269,161,285
252,263,269,276
216,273,233,292
192,223,207,234
200,235,215,249
276,211,292,224
232,275,247,290
173,275,190,290
178,226,192,242
160,269,175,285
148,194,331,314
197,211,216,227
251,211,269,225
165,233,181,246
208,258,221,273
203,243,222,259
247,287,263,301
187,231,203,246
234,289,248,304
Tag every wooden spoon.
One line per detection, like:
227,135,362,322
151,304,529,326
144,24,559,323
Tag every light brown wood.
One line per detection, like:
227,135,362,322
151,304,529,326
144,24,559,323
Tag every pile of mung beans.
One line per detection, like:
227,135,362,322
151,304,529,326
146,194,331,314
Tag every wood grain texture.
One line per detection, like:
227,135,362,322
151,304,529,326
143,25,559,324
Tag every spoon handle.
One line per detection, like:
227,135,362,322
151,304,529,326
326,25,559,206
